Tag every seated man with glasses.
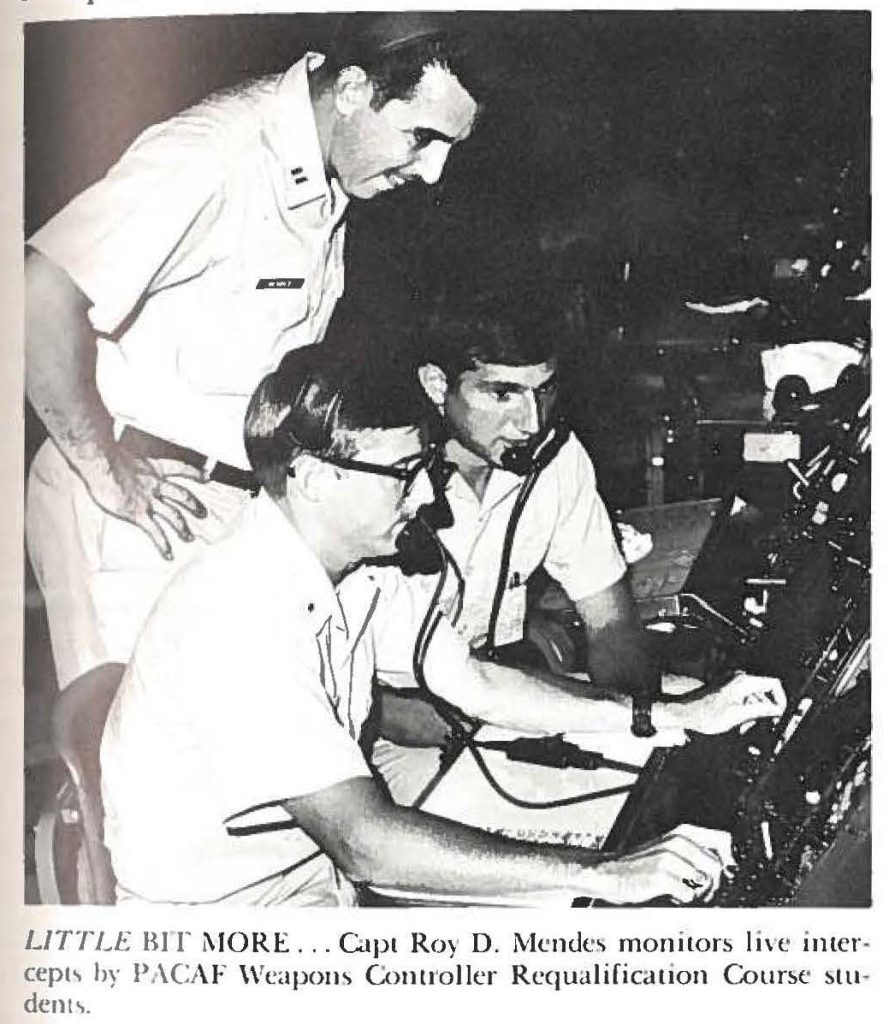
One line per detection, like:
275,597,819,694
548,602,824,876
100,344,753,907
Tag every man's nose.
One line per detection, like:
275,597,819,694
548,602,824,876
513,393,541,436
412,141,450,185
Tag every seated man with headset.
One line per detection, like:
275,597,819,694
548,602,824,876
101,343,781,906
371,301,772,802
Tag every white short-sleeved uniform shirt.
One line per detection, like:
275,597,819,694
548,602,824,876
383,432,627,666
29,53,346,469
370,433,627,805
101,495,386,905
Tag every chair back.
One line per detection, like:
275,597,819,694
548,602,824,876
49,669,121,904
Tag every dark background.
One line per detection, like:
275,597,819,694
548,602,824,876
25,12,870,257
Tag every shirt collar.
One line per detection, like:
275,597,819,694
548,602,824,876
244,492,348,636
267,52,347,215
444,443,525,516
479,465,526,514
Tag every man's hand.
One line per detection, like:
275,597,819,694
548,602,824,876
377,690,453,748
25,250,208,561
674,673,787,735
84,450,208,560
592,825,734,904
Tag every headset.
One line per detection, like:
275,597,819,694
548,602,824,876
392,416,569,598
499,417,570,478
391,445,457,577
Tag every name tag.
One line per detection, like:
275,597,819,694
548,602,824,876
256,278,305,290
743,431,801,463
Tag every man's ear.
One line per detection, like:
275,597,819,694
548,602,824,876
288,455,331,504
418,363,448,408
333,66,374,116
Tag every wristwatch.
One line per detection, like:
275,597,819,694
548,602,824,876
631,694,657,738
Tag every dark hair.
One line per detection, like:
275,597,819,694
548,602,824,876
244,345,427,499
318,12,485,110
421,302,560,383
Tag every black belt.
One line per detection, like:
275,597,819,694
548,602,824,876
118,426,260,493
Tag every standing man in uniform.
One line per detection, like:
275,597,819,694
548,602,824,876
25,13,480,693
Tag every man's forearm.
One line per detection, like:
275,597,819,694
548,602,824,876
286,781,610,901
422,585,679,735
353,804,603,897
425,644,680,735
26,248,207,556
467,656,680,734
25,248,117,478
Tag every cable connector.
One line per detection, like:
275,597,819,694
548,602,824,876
476,734,641,774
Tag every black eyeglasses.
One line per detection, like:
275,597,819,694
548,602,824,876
289,445,447,495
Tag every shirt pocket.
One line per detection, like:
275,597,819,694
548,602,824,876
244,262,313,339
174,254,313,396
493,580,528,647
510,530,550,582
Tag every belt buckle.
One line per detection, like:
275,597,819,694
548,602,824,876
201,456,218,483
